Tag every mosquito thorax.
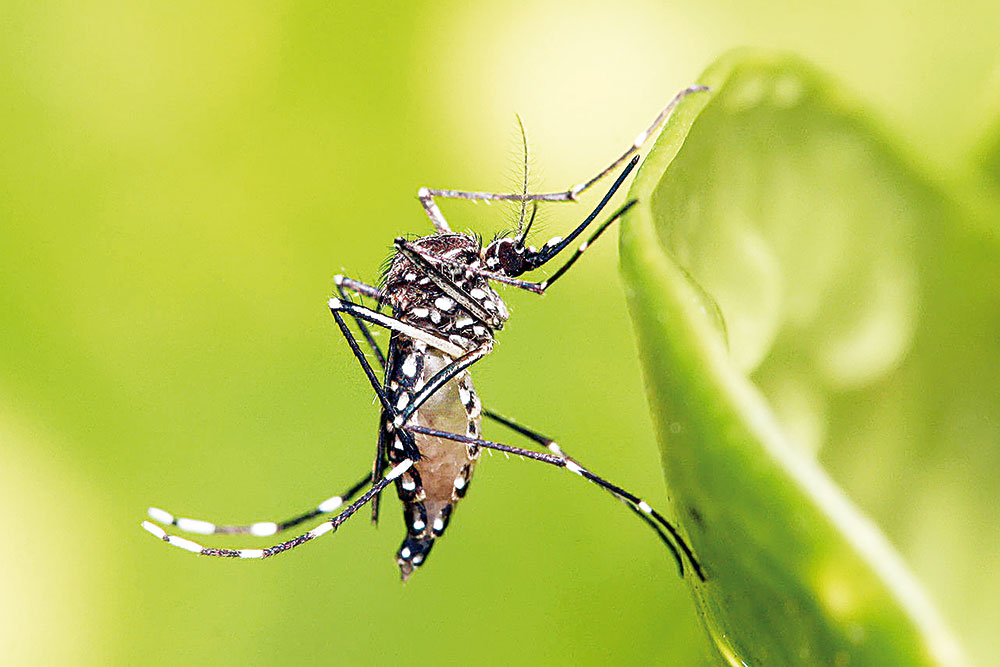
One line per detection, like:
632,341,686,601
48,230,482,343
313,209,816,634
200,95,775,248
385,233,509,340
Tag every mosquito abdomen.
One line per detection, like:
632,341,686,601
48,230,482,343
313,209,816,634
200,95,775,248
388,343,482,580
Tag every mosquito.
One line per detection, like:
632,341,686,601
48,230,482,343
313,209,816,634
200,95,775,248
142,85,709,582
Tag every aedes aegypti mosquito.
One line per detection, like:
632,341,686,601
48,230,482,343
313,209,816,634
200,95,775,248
142,85,708,582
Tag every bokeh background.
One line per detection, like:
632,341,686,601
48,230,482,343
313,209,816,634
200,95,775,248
2,1,998,665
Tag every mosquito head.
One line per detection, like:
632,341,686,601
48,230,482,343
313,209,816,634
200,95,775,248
483,231,561,279
484,203,545,277
483,237,527,277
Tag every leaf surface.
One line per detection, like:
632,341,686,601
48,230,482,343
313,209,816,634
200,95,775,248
620,50,968,666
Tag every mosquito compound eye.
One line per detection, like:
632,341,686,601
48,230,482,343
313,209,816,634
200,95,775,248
484,239,521,275
495,240,526,276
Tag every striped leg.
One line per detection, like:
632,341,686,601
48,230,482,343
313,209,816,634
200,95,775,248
532,199,637,291
146,472,371,538
332,274,389,521
335,274,384,302
329,297,464,358
479,411,697,578
142,460,414,559
334,274,387,369
416,85,709,233
329,306,422,466
403,424,705,581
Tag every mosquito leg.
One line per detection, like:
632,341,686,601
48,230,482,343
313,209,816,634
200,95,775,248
335,275,384,302
403,425,563,463
481,409,692,576
144,285,403,541
329,306,422,465
334,274,388,368
415,85,708,231
417,187,454,234
146,472,371,538
533,199,637,291
403,423,704,581
329,296,465,358
331,275,392,522
565,85,708,199
482,409,565,457
142,460,415,559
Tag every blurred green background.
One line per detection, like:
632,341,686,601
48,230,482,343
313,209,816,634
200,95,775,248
1,1,998,665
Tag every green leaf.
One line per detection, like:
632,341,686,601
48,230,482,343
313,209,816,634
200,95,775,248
620,50,967,665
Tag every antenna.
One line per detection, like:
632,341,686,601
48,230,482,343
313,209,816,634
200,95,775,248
514,113,529,238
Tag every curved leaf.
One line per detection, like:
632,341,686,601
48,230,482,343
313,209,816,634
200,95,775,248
620,50,965,665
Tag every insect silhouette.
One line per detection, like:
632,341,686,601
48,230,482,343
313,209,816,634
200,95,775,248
143,86,708,582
